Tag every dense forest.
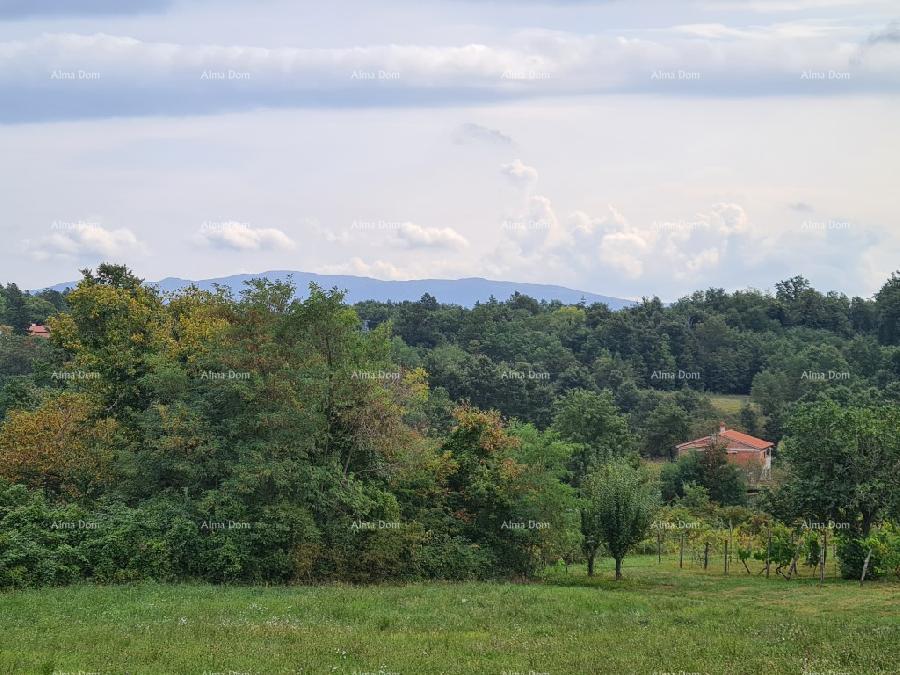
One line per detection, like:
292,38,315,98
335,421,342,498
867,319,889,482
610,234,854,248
0,265,898,587
354,273,900,445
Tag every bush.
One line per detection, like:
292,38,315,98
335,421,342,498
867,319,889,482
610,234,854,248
417,534,495,580
0,481,91,588
836,535,882,580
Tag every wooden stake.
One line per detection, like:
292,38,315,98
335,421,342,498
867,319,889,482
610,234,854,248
860,549,873,586
765,530,772,579
788,533,799,580
818,534,825,586
679,533,684,569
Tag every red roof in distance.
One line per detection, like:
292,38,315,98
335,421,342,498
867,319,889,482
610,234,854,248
676,424,773,452
27,323,50,337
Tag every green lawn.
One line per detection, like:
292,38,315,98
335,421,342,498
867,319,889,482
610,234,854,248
2,556,898,674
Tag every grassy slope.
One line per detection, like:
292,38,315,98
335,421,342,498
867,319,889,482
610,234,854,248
2,556,898,675
708,393,752,416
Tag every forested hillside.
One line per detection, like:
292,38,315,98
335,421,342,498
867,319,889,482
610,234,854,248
356,273,900,447
0,266,898,587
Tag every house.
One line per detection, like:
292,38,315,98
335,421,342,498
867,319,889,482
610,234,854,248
676,422,773,479
27,323,50,338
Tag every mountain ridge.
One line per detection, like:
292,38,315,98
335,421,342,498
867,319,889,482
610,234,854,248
39,270,637,309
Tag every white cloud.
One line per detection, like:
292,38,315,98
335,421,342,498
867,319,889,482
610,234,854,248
317,255,473,281
26,222,145,260
195,222,295,251
500,159,539,189
504,195,559,251
709,203,749,234
489,188,751,285
318,257,410,280
597,230,652,279
393,222,469,250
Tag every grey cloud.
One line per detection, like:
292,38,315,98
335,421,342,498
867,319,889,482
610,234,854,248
2,28,899,123
867,22,900,45
788,202,814,212
453,122,515,146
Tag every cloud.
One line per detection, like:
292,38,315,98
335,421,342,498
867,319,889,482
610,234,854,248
500,159,539,189
318,257,410,280
453,122,514,146
314,220,468,251
709,203,749,234
700,0,879,10
597,230,652,279
501,195,558,254
25,222,146,260
195,222,295,251
2,24,899,122
867,22,900,45
788,201,815,212
317,255,472,281
490,187,757,285
393,222,469,250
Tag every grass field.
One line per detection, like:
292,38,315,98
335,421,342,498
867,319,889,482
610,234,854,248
708,394,752,416
2,556,898,675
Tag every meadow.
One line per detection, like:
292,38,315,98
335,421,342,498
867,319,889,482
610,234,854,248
2,555,898,675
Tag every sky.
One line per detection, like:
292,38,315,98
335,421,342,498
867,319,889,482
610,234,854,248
1,0,898,301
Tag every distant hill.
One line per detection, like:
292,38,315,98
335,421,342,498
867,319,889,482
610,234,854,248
40,271,637,309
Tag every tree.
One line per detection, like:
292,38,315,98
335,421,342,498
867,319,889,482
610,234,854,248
780,398,900,538
48,264,166,416
505,423,580,574
551,389,632,479
660,443,747,506
875,272,900,345
2,284,30,335
0,392,117,498
440,407,537,576
739,402,760,436
581,459,658,579
642,400,691,459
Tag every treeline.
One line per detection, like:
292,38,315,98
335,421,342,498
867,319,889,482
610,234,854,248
1,266,579,585
356,274,900,447
0,265,898,588
0,283,67,334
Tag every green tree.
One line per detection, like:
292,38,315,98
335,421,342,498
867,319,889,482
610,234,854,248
875,272,900,345
739,402,760,436
581,459,659,579
780,398,900,537
440,407,532,576
660,443,747,506
642,400,691,459
552,389,632,479
2,284,30,335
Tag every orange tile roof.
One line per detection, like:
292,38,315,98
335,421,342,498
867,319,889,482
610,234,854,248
720,428,773,450
27,323,50,337
676,426,772,451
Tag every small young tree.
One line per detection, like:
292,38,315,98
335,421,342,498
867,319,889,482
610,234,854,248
580,509,603,577
581,459,659,580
